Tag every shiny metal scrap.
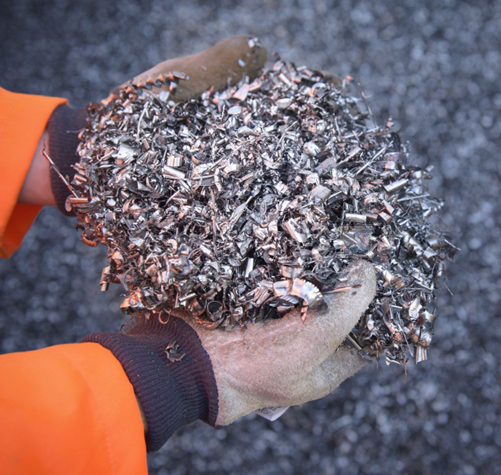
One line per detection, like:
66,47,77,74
72,57,457,366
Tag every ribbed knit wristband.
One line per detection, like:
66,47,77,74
47,104,88,216
81,315,218,452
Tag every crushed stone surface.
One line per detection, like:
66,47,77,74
1,1,500,474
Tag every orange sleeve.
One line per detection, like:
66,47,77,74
0,87,67,258
0,342,148,475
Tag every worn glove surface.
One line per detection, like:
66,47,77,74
108,35,266,103
189,260,377,426
84,260,376,451
48,35,267,214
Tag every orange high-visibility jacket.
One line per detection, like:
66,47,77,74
0,87,148,475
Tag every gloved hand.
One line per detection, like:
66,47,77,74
83,260,376,452
45,35,267,214
107,35,266,104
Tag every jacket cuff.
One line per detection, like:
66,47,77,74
0,87,67,258
81,315,218,452
47,104,88,216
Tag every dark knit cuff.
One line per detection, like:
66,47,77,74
47,104,88,216
81,315,218,452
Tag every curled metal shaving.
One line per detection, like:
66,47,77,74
71,54,457,365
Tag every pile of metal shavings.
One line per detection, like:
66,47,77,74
69,56,457,365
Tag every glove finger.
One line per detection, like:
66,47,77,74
192,260,376,375
231,260,374,363
258,347,369,408
308,346,369,400
315,259,377,352
108,35,267,103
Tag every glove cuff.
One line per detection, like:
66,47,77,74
81,315,218,452
47,104,88,216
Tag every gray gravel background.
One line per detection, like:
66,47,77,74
1,1,500,474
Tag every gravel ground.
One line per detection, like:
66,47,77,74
1,1,500,474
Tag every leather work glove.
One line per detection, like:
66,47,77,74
82,260,376,452
46,35,267,215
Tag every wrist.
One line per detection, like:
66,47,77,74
18,130,56,206
81,314,218,452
